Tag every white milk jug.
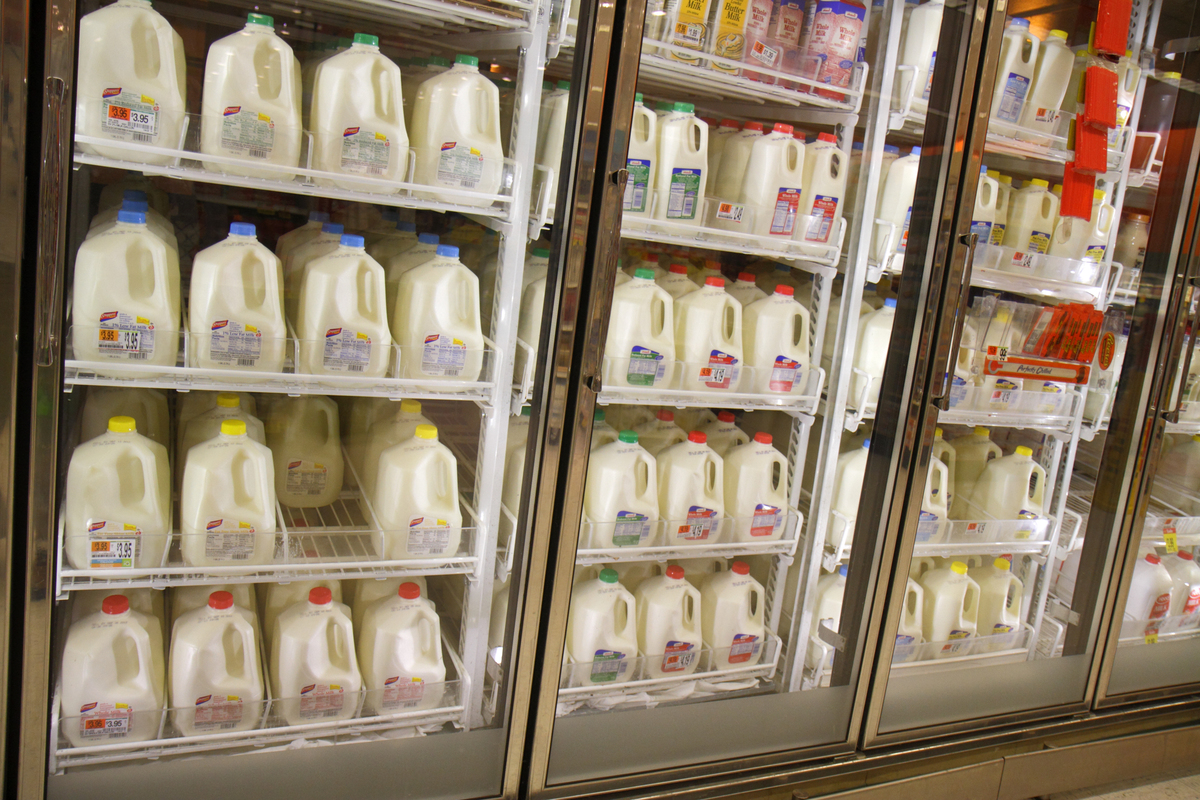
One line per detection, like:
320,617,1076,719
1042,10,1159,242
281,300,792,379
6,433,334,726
968,445,1046,520
657,432,725,547
608,562,664,595
349,576,428,628
813,566,846,659
1163,551,1200,617
170,590,264,735
582,432,659,549
851,297,896,406
829,438,869,551
635,566,703,677
310,33,408,193
566,569,638,684
701,562,766,668
712,121,763,202
284,222,343,321
296,233,393,378
76,0,186,164
515,276,547,383
1003,178,1057,255
358,582,445,712
168,583,256,633
266,395,343,508
653,103,708,224
738,123,805,238
271,586,361,724
671,557,729,587
990,171,1011,244
1018,29,1072,133
727,271,767,307
744,285,811,394
1160,433,1200,484
262,580,343,648
385,232,440,315
725,433,789,542
179,393,266,483
64,416,170,570
970,557,1023,635
179,419,277,567
873,147,921,259
189,221,287,373
71,588,165,642
61,594,165,746
88,195,176,251
366,219,417,269
276,211,330,265
393,244,484,382
177,392,256,459
920,561,980,646
537,80,570,202
373,425,462,560
356,399,431,492
971,165,998,242
1049,190,1115,262
897,578,925,646
603,268,676,389
1126,553,1175,621
499,439,526,549
919,456,950,540
990,17,1038,125
931,427,957,509
799,132,847,245
950,426,1001,518
707,119,741,190
98,176,168,215
699,411,750,457
674,277,743,391
80,387,168,448
591,409,619,450
897,0,944,109
657,263,699,300
633,410,688,456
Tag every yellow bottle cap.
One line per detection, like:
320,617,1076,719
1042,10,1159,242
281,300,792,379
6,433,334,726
1015,445,1033,456
995,557,1011,570
974,426,990,436
415,424,438,440
221,419,247,436
1049,29,1069,41
1164,72,1183,80
400,398,423,414
998,174,1013,185
986,169,1000,180
1052,183,1063,194
108,416,136,434
951,561,968,575
1030,178,1050,189
1094,189,1106,201
216,393,240,408
935,427,943,439
1192,434,1200,443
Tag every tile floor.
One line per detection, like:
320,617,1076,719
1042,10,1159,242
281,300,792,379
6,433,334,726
1046,767,1200,798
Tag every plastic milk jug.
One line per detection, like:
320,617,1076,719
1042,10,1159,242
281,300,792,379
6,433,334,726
728,271,768,307
266,395,343,508
712,121,763,201
989,171,1011,245
970,165,998,242
169,583,256,633
179,419,276,567
1163,551,1200,617
296,234,392,378
744,285,810,394
829,438,868,550
949,427,1001,518
968,445,1045,520
1126,553,1174,621
358,583,445,712
1160,434,1200,483
262,580,343,647
931,427,957,508
799,133,847,245
969,558,1022,635
410,55,504,205
603,268,676,389
64,416,170,570
1111,52,1141,146
80,387,169,448
350,576,428,628
707,119,741,185
920,456,949,538
276,211,330,265
1018,29,1072,133
582,432,659,549
88,194,176,250
271,587,361,724
658,432,725,546
1049,189,1115,262
699,410,750,457
284,221,343,321
515,276,547,383
738,123,805,237
657,263,699,300
74,586,167,636
1003,178,1056,255
189,222,287,373
489,582,509,650
566,569,638,684
61,594,165,746
813,566,846,655
591,409,619,450
702,561,766,668
367,219,418,268
674,277,743,391
310,34,408,193
170,590,264,734
653,103,708,224
897,0,944,109
672,557,729,587
850,297,896,405
919,561,979,645
179,393,266,481
873,147,921,259
373,425,462,559
177,392,257,453
725,433,789,542
897,579,924,646
499,439,526,548
537,80,570,201
98,177,167,216
76,0,186,164
385,232,440,315
634,566,702,677
633,409,688,456
393,244,484,382
990,17,1038,126
72,209,180,369
606,562,663,595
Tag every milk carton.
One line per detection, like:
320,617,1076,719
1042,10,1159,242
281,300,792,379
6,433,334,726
989,171,1011,245
990,18,1038,126
799,132,847,244
393,244,484,382
284,222,344,321
725,433,789,541
1126,553,1174,621
1163,551,1200,617
674,277,743,391
76,0,186,164
829,438,868,550
653,103,708,224
603,268,676,389
873,148,921,259
744,285,810,394
633,409,688,456
385,232,440,315
919,561,979,647
968,445,1045,520
657,432,725,546
728,271,768,307
566,569,638,683
262,580,343,647
64,416,171,570
701,561,765,668
591,409,620,450
712,121,763,201
931,427,957,509
970,165,998,242
737,123,805,237
179,394,266,481
970,558,1022,636
373,425,462,560
358,583,445,713
949,427,1001,518
1002,178,1056,255
699,411,750,456
804,1,865,99
1018,29,1072,134
896,578,924,646
266,395,343,508
80,387,169,448
897,0,944,109
662,0,714,65
583,432,659,548
743,1,803,83
634,566,702,676
850,297,895,406
271,587,361,724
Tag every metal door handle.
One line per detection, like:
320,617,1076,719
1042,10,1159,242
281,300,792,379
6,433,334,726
932,232,978,410
36,75,68,367
1165,276,1200,423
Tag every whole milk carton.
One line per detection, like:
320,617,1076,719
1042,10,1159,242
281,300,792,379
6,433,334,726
271,587,361,724
357,582,445,712
701,561,766,668
566,568,638,684
583,431,659,548
635,565,702,677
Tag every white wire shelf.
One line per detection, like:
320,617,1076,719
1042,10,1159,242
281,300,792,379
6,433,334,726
970,244,1120,310
575,508,803,565
891,623,1034,669
912,515,1058,558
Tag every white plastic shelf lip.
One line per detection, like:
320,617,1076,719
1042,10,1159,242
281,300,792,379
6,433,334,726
575,536,801,566
971,266,1108,309
577,509,802,563
598,386,818,415
365,0,534,30
937,387,1081,433
622,216,843,269
1117,614,1200,646
1164,418,1200,435
984,126,1126,173
890,624,1034,670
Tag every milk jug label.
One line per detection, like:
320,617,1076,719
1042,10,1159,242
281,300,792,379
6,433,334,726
221,106,275,159
662,640,697,672
421,332,467,376
286,460,328,497
947,628,971,640
770,187,801,236
437,141,485,189
996,72,1030,122
1184,588,1200,615
728,632,760,663
86,520,140,568
992,623,1014,634
101,88,159,143
970,219,992,241
805,195,839,242
923,52,936,99
700,350,739,388
895,633,916,646
627,346,667,386
299,683,345,718
989,222,1006,245
1084,243,1106,263
624,159,651,212
407,516,453,556
210,320,263,367
204,519,257,561
667,168,701,220
193,694,244,730
1034,106,1058,124
613,510,652,546
950,375,968,407
323,327,372,372
590,649,628,682
751,503,782,536
1150,591,1171,620
1027,229,1050,254
382,676,425,710
915,510,939,542
770,355,801,391
680,505,718,541
98,311,156,359
79,702,132,739
341,127,391,176
900,206,912,251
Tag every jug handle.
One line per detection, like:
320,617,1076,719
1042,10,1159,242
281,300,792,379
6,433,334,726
322,401,337,446
619,594,637,641
122,624,155,693
931,458,949,500
690,118,708,157
158,27,183,99
786,139,804,172
1006,575,1022,615
420,616,434,657
239,618,259,681
750,584,764,625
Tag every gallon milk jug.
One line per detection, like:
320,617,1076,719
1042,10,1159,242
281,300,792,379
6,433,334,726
873,147,921,259
990,17,1038,126
813,566,846,661
499,439,526,548
949,427,1001,518
799,132,847,245
284,221,344,321
672,557,729,587
603,268,676,389
80,387,169,448
728,271,768,307
635,565,702,677
310,33,408,193
699,411,750,457
385,232,440,315
567,568,638,685
1126,553,1174,621
897,0,944,109
989,171,1011,245
919,456,949,539
829,438,869,551
606,562,663,595
537,80,570,202
373,425,462,559
410,55,504,205
368,217,418,258
271,587,361,724
169,583,256,633
919,561,980,646
189,222,287,373
201,14,301,177
515,276,546,383
691,259,724,287
170,590,264,734
266,395,343,508
896,578,925,646
707,119,740,185
1049,189,1115,262
591,409,619,450
177,392,257,452
393,244,484,382
712,121,763,202
74,587,167,635
970,558,1022,635
738,123,805,238
971,165,998,242
850,297,896,406
72,209,180,369
178,393,266,484
76,0,186,164
358,582,445,712
931,427,957,509
61,594,165,746
653,103,708,224
1160,433,1200,483
968,445,1045,520
657,431,725,546
350,576,428,628
179,419,277,567
725,432,789,542
582,432,659,549
1003,178,1057,255
657,262,699,300
262,580,343,647
701,561,766,668
633,409,687,456
88,194,176,250
276,211,330,265
296,233,392,378
1018,29,1072,134
674,277,743,391
744,285,811,394
98,176,168,215
1163,550,1200,617
64,416,170,570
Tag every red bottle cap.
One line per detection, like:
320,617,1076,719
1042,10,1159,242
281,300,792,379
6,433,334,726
669,263,689,275
773,122,795,134
744,121,764,132
399,582,422,599
1145,553,1161,565
1180,550,1195,561
718,410,736,423
309,587,333,605
754,432,772,444
719,119,740,129
705,276,725,287
818,132,837,143
666,565,685,580
208,591,234,610
776,284,794,296
102,595,129,615
732,561,750,575
657,409,674,422
705,259,721,269
737,271,755,282
688,431,707,444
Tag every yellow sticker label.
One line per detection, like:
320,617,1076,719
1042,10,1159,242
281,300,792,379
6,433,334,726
1145,632,1159,645
1165,532,1179,554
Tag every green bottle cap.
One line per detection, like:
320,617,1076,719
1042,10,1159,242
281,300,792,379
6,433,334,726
532,247,551,258
557,80,570,90
635,92,643,103
456,54,479,67
428,56,451,68
520,405,531,417
247,12,273,26
672,101,695,113
594,409,606,422
599,568,619,584
336,37,352,48
618,430,638,444
633,268,655,279
543,80,553,91
352,33,378,47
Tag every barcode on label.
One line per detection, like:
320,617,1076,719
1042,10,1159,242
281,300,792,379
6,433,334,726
237,358,256,367
247,148,269,159
367,166,385,176
348,364,365,372
461,180,477,188
132,133,154,143
129,352,149,360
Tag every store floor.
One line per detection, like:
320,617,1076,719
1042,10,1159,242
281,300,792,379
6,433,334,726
1044,766,1200,798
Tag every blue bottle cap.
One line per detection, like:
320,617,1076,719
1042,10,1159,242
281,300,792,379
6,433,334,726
852,141,864,151
980,163,988,173
883,144,900,154
122,189,148,202
322,222,344,234
436,244,460,258
122,199,149,213
884,297,897,308
310,211,330,222
117,209,146,225
839,565,848,576
863,438,871,448
418,233,440,245
229,222,256,236
910,146,922,156
341,234,366,248
380,207,398,222
1009,16,1030,28
396,220,416,233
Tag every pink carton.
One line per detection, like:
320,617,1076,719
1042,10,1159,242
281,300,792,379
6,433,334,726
803,0,864,99
743,0,805,85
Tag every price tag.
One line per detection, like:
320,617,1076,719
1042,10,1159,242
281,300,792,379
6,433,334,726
1164,532,1179,554
1145,632,1159,645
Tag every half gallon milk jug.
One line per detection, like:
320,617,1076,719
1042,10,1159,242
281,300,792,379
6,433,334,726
707,119,740,186
989,171,1011,244
537,80,570,202
635,566,702,677
1126,553,1174,621
350,576,428,628
80,387,169,448
310,33,408,193
799,132,847,245
949,427,1001,518
358,582,445,712
276,211,330,265
74,587,167,635
386,232,440,315
271,587,361,724
674,277,743,391
170,590,264,734
971,165,998,242
201,14,301,177
566,569,638,684
969,557,1022,635
712,121,763,201
1018,29,1072,134
180,419,277,567
812,566,846,664
262,580,343,648
189,222,287,373
1003,178,1056,255
658,432,725,546
393,244,484,382
169,583,256,633
653,103,708,224
897,0,944,110
873,147,921,259
968,445,1045,520
582,432,659,549
990,17,1038,126
702,561,766,668
76,0,186,164
296,233,392,378
920,561,979,646
591,409,620,450
373,425,462,559
829,438,868,551
850,297,896,406
1049,189,1115,262
699,410,750,457
72,209,180,369
62,594,165,746
65,416,170,570
728,271,768,307
657,262,699,300
633,409,687,456
410,55,504,206
1163,551,1200,617
266,395,343,508
725,433,789,542
744,285,810,394
603,268,676,389
931,427,957,509
357,399,431,496
919,456,949,540
738,123,805,237
897,579,924,646
283,221,343,321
